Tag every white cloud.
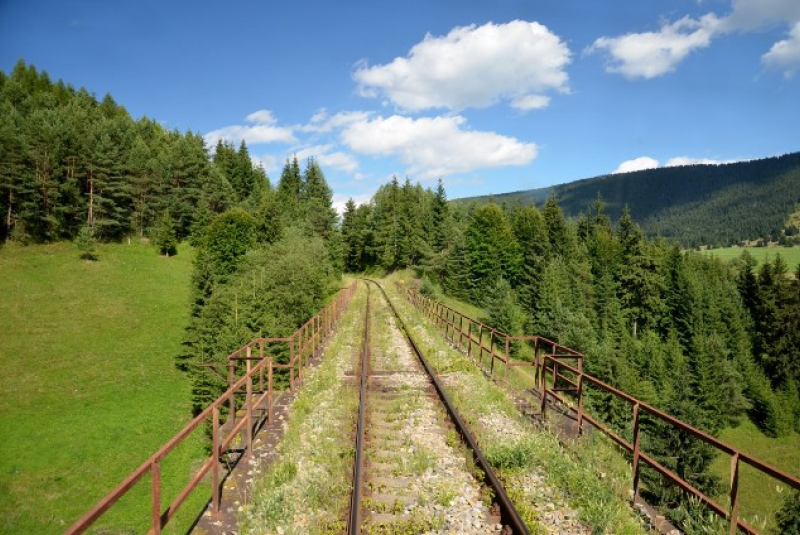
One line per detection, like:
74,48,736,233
762,21,800,76
294,144,361,174
332,193,373,216
614,155,747,173
340,115,537,178
588,15,720,79
300,109,373,133
251,154,281,174
511,94,552,111
613,157,660,174
354,20,571,111
204,110,295,147
720,0,800,32
245,109,278,125
589,0,800,79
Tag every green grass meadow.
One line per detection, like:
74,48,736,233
0,241,207,534
709,419,800,532
701,245,800,271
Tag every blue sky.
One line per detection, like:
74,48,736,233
2,0,799,210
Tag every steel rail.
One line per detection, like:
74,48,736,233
365,279,530,535
347,283,370,534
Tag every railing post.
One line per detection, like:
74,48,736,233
151,461,162,535
477,324,483,363
267,357,274,424
489,330,495,376
245,352,253,454
576,371,584,435
505,336,510,384
729,453,740,535
289,339,295,391
632,403,642,504
299,328,305,379
459,314,464,350
228,361,236,425
467,319,473,360
212,406,220,513
540,359,548,421
258,341,265,392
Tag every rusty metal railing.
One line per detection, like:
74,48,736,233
541,357,800,535
64,282,357,535
398,283,800,535
396,282,582,386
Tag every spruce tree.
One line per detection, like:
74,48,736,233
154,211,178,256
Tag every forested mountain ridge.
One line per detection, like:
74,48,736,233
455,152,800,247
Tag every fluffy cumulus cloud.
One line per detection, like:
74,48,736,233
204,109,295,147
762,21,800,76
340,115,537,178
300,109,372,133
612,156,660,174
294,144,360,174
354,20,571,111
590,0,800,79
588,15,720,79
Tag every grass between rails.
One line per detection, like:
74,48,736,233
0,241,207,534
381,274,648,534
239,283,365,534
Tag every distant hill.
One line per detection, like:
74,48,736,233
455,152,800,247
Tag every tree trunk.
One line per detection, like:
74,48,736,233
87,174,94,227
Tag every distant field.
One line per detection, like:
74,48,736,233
700,245,800,271
709,419,800,532
0,241,206,534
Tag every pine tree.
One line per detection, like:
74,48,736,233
154,211,178,256
301,158,337,238
276,156,302,222
465,203,520,302
75,224,97,260
341,198,360,272
430,178,450,253
542,196,573,258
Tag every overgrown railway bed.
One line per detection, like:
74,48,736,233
347,281,528,534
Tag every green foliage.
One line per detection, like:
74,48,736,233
202,209,256,278
182,227,338,411
0,60,265,245
774,491,800,535
153,211,178,256
464,203,520,301
75,224,97,260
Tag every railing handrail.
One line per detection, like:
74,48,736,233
542,355,800,491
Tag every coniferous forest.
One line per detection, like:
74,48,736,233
4,61,800,529
456,152,800,248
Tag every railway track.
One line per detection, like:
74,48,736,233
347,280,529,534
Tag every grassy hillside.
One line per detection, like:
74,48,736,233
0,241,206,534
701,245,800,272
709,420,800,532
455,152,800,247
